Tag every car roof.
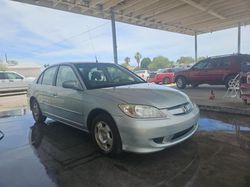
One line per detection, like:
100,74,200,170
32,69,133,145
51,62,115,66
43,62,118,69
209,53,250,59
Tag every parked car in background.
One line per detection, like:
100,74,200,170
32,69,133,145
134,70,151,80
28,62,199,155
175,54,250,89
147,68,184,84
0,71,35,89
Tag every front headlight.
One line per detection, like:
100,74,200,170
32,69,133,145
118,104,167,118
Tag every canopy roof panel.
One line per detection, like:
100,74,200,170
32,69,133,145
13,0,250,35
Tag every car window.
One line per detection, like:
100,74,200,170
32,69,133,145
135,70,144,74
192,60,209,70
75,63,145,89
42,66,57,85
172,68,183,72
56,66,79,87
210,58,230,68
163,69,172,73
6,72,23,79
0,73,5,79
220,58,231,68
106,66,135,82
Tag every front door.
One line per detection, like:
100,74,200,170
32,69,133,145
189,60,210,84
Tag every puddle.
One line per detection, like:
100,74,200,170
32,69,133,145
198,111,250,132
0,108,28,118
198,118,250,132
198,111,250,153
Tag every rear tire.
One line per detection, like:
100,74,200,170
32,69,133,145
176,76,187,89
91,113,122,156
31,99,46,123
163,77,170,84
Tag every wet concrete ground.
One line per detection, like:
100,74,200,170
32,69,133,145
0,110,249,187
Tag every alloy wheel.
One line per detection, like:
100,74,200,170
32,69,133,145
94,121,113,152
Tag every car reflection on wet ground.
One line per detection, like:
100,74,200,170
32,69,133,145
0,110,249,187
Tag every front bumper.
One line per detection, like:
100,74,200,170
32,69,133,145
113,105,199,153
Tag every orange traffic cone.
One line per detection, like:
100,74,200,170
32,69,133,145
209,90,215,100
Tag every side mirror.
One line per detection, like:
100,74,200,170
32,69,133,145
62,80,83,91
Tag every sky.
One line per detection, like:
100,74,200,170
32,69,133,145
0,0,250,66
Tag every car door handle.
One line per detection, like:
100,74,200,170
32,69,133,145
52,93,58,97
9,80,14,82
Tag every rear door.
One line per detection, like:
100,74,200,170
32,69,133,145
205,57,231,84
38,66,58,114
50,65,84,126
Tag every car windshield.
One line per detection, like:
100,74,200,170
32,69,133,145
75,63,145,89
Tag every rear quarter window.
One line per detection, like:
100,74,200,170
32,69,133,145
41,66,57,85
37,73,44,84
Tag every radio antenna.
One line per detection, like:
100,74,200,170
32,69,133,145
87,25,99,63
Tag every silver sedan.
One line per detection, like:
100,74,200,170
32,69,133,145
27,62,199,155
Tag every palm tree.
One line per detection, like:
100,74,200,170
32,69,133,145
124,57,130,66
134,52,142,68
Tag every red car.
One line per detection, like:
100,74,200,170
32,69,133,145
147,68,183,84
174,54,250,89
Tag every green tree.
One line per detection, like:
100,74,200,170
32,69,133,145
121,57,131,68
134,52,142,68
141,57,152,69
0,63,8,71
148,56,173,70
176,56,194,65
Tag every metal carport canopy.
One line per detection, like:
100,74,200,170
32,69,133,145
12,0,250,35
11,0,250,64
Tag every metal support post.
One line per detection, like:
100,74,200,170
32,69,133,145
238,23,241,54
111,9,118,64
195,32,197,63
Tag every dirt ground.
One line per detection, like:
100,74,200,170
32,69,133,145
0,95,28,111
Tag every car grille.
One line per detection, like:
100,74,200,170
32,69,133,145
171,125,194,140
167,102,193,115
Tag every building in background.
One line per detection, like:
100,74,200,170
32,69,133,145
6,60,42,78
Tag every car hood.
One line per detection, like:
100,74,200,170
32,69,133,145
91,83,190,109
175,69,190,75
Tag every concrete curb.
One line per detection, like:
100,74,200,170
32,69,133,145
198,104,250,116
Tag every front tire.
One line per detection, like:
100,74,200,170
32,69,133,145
91,113,122,155
163,77,170,84
176,76,187,89
31,99,46,123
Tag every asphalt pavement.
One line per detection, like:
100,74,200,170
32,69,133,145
0,110,249,187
